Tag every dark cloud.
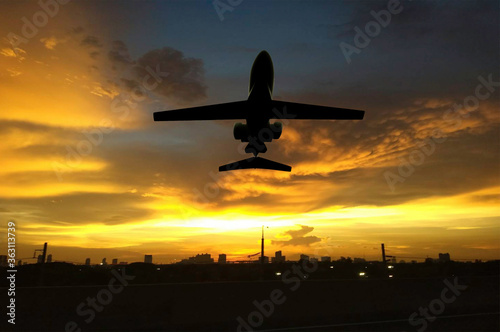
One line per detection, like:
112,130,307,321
272,225,321,246
134,47,207,103
71,26,85,35
119,78,144,97
81,35,103,48
105,42,206,104
108,40,134,66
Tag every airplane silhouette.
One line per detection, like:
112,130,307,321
153,50,364,172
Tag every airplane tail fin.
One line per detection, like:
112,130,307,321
219,157,291,172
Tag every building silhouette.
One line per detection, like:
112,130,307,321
218,254,227,264
300,254,309,262
180,253,214,264
112,258,118,265
259,256,269,264
439,253,451,263
272,250,286,263
321,256,331,262
102,258,107,265
85,258,91,265
47,254,52,263
144,255,153,264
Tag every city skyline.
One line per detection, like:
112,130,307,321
13,239,487,266
1,1,499,266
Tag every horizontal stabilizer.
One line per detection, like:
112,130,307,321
219,157,291,172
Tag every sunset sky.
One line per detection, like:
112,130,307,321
1,0,499,264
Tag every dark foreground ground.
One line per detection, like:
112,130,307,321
3,275,499,332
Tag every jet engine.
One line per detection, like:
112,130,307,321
258,122,282,142
233,122,250,142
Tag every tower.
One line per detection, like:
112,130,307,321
261,225,264,262
381,243,386,266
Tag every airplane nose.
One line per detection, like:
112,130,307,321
257,50,271,60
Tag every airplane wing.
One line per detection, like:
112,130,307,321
270,101,364,120
153,101,248,121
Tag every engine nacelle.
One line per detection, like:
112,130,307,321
233,122,250,142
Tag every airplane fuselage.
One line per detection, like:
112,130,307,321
248,50,274,102
243,51,278,154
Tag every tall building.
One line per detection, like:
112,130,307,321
47,254,52,263
218,254,227,264
179,253,215,264
438,253,451,263
85,258,91,266
272,251,286,263
112,258,118,265
37,255,44,264
102,258,107,265
300,254,309,262
194,253,213,263
144,255,153,264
